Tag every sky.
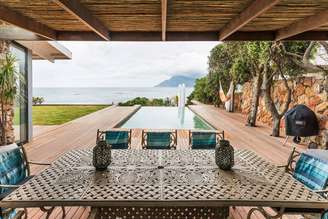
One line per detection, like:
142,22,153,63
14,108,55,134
33,42,218,88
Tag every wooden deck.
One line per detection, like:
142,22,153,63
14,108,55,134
22,105,303,219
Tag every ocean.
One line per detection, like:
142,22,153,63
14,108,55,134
33,87,194,104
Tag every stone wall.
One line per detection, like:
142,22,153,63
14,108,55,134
0,40,15,145
238,76,328,149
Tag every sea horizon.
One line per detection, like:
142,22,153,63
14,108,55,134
33,87,194,104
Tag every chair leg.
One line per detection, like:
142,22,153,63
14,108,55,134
88,207,97,219
247,207,285,219
40,206,55,219
61,206,66,218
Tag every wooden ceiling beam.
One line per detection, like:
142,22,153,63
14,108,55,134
0,5,56,40
219,0,280,41
53,0,110,41
55,31,328,41
161,0,167,41
276,9,328,41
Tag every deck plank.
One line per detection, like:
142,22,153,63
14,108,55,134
22,105,304,219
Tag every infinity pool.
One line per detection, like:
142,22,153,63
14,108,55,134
121,107,214,130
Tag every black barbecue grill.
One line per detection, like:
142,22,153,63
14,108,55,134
285,104,319,137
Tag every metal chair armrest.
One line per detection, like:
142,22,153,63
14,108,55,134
28,161,51,166
0,184,20,188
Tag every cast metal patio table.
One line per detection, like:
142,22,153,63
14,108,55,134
1,149,327,218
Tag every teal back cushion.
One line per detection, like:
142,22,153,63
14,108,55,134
293,150,328,190
0,147,27,194
146,132,171,149
191,132,216,149
105,131,129,149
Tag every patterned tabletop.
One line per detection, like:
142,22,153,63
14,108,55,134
2,149,328,209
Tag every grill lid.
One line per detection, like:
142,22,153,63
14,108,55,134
285,104,319,137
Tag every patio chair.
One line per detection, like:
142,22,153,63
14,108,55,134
97,129,132,149
0,143,65,219
141,129,177,149
248,147,328,219
189,130,224,149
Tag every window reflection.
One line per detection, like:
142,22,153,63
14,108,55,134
10,44,28,143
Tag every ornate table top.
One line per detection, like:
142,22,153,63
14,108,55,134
2,149,327,209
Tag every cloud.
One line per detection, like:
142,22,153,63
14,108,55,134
33,41,218,87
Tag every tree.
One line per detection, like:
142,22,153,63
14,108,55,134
208,42,252,108
263,41,326,137
192,77,212,103
0,52,18,145
243,42,271,127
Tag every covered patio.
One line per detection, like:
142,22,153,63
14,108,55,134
25,104,304,219
1,1,328,219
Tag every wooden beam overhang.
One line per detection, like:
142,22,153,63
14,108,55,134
161,0,167,41
55,31,328,41
275,9,328,41
219,0,280,41
0,5,56,40
53,0,110,41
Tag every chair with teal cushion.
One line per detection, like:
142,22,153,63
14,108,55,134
142,130,177,149
0,143,55,219
293,150,328,190
273,148,328,218
97,129,131,149
189,130,224,149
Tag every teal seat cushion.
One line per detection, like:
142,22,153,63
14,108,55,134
0,147,27,194
293,150,328,190
0,208,16,219
105,131,129,149
146,132,171,149
191,132,216,149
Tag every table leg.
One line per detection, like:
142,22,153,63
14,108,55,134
247,207,285,219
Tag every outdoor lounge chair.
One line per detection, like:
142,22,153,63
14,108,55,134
0,143,65,219
251,148,328,219
97,129,132,149
189,130,224,149
141,129,177,149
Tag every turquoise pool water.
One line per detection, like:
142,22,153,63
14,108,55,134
121,107,213,130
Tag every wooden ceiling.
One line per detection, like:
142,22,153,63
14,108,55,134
1,0,328,41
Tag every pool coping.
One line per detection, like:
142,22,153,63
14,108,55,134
113,105,142,128
187,106,216,130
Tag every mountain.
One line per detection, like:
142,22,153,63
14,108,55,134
155,75,199,87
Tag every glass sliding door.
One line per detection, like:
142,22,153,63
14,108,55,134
10,43,28,143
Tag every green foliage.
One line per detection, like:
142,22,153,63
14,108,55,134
193,41,314,106
186,92,194,105
32,96,45,105
272,42,313,78
0,53,18,104
192,77,214,104
0,52,19,145
118,97,172,106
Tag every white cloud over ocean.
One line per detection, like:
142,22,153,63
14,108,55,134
33,41,218,87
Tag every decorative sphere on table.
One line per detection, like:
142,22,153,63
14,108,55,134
93,140,111,171
215,139,234,170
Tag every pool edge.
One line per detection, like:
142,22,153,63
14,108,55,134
187,106,217,130
113,105,142,128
